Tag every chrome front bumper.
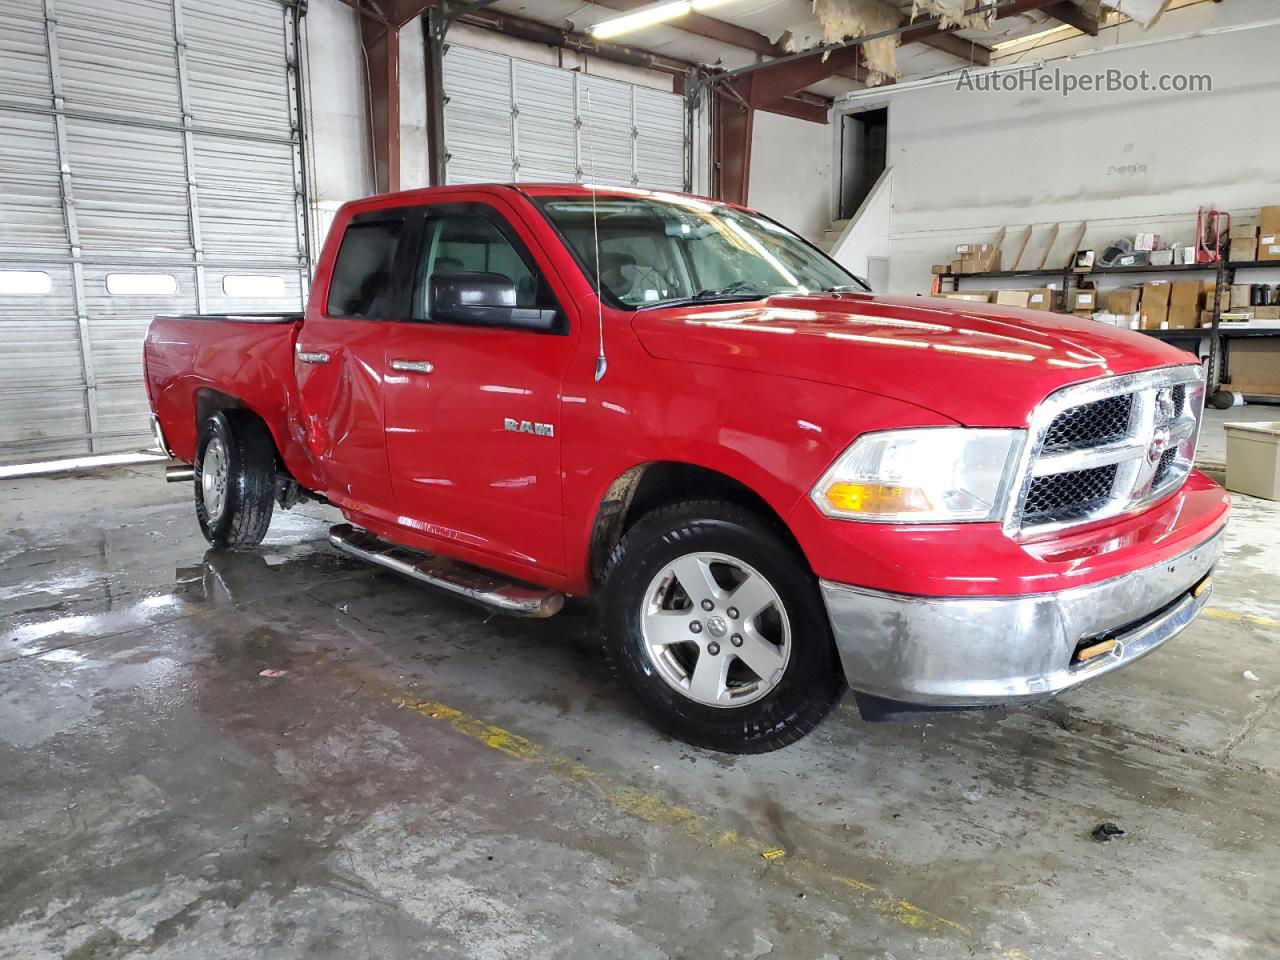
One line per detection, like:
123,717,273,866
820,525,1225,706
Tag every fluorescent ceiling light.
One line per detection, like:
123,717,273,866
589,0,738,40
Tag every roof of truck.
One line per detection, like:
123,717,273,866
342,182,746,213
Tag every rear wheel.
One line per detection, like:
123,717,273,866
601,500,843,753
194,410,276,549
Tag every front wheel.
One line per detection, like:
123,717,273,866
193,410,276,550
600,500,844,753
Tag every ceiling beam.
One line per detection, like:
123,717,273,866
588,0,869,84
919,31,992,65
1043,0,1101,35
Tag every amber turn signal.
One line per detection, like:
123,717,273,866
823,481,934,515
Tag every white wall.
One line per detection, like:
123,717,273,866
748,111,833,242
831,167,892,285
876,0,1280,293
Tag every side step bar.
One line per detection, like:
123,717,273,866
328,523,565,618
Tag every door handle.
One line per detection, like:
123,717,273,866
390,359,434,374
296,350,330,364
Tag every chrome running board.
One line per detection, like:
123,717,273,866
327,523,565,618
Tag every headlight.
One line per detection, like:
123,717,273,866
810,428,1025,523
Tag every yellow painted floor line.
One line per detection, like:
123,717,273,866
392,695,1024,954
1204,607,1280,630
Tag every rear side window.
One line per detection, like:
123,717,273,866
326,219,403,317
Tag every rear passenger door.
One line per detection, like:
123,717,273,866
295,211,407,520
381,198,578,578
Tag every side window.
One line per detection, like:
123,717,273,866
412,212,548,321
326,219,403,318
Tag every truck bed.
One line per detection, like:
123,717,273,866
144,311,313,486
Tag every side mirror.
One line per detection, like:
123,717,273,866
430,272,559,332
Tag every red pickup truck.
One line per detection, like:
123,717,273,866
145,183,1228,752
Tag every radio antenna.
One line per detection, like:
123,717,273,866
585,88,607,382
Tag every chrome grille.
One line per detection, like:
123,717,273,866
1023,465,1119,526
1009,366,1206,534
1042,395,1134,453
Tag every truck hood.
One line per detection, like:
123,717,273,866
631,292,1199,427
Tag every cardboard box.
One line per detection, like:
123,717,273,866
951,259,968,274
1170,279,1203,308
1025,289,1055,311
1225,420,1280,502
994,290,1031,307
938,291,993,303
1230,238,1258,262
1168,304,1199,329
1106,288,1142,314
1259,236,1280,262
1200,310,1216,327
931,264,951,275
1259,205,1280,237
1226,340,1280,395
1232,284,1254,309
1256,305,1280,321
1142,282,1171,307
1230,223,1258,241
1071,290,1097,312
1141,300,1169,330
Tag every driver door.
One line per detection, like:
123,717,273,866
381,197,578,578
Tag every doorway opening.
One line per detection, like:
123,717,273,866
838,107,888,220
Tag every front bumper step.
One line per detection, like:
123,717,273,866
328,523,564,618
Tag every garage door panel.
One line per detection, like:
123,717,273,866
444,46,686,192
636,87,686,191
202,268,303,314
0,4,53,105
66,119,192,257
57,0,182,122
577,75,634,187
512,61,576,183
444,46,514,185
94,381,153,448
0,111,69,255
0,386,92,458
193,133,301,262
184,0,291,134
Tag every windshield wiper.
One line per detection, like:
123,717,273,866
637,281,769,310
692,280,765,299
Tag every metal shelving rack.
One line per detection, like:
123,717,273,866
940,257,1280,405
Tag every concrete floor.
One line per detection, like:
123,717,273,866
2,452,1279,958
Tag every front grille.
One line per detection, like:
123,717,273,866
1152,447,1178,488
1042,395,1134,452
1023,465,1118,526
1013,368,1205,533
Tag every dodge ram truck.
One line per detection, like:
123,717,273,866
145,183,1229,753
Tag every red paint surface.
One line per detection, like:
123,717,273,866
145,184,1230,599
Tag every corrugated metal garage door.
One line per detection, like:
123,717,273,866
443,45,686,192
0,0,308,464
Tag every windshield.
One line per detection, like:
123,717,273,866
535,193,869,309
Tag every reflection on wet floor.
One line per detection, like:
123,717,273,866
2,470,1279,958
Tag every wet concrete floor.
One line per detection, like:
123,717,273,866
2,464,1278,959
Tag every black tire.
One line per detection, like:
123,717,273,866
600,499,844,753
193,410,276,550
